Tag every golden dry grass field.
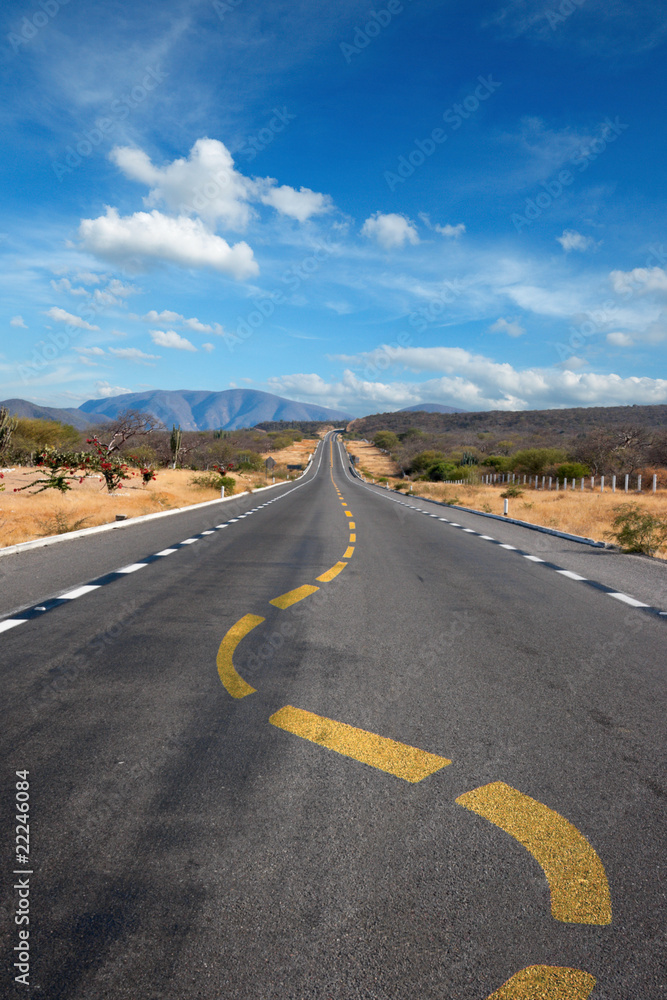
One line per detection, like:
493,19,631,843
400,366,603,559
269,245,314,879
343,442,667,559
0,437,319,549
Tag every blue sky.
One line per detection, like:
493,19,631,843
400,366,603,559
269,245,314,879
2,0,667,416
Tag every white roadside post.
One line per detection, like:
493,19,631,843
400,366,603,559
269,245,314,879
581,477,584,491
601,476,605,493
625,474,629,493
653,474,657,493
637,475,642,492
612,475,616,492
221,485,225,498
503,498,509,516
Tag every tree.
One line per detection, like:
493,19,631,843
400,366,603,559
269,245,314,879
373,430,400,452
0,407,18,459
93,409,160,456
170,424,183,468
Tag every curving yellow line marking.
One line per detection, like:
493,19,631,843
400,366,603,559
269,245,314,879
316,561,347,582
349,533,356,542
216,614,265,698
270,585,319,609
345,510,353,517
485,965,596,999
456,782,611,924
343,546,355,559
269,705,451,782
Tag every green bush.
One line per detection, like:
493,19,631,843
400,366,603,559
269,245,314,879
189,472,235,494
606,503,667,556
373,430,400,452
510,448,567,474
500,484,524,498
554,462,590,480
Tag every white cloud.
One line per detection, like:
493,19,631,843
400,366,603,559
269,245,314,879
51,277,89,296
606,332,634,347
78,346,106,356
419,214,466,239
201,342,215,352
309,345,667,411
109,347,160,363
610,266,667,296
143,309,182,324
557,230,598,252
10,315,27,328
325,300,352,314
142,309,223,335
94,380,132,397
73,271,102,285
490,317,526,338
361,213,419,250
260,184,333,222
45,307,99,331
79,208,258,280
149,329,197,351
111,139,255,231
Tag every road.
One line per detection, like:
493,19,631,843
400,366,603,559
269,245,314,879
1,432,665,999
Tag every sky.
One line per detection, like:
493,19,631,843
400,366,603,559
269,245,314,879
2,0,667,417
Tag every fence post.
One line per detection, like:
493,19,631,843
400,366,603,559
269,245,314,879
612,475,616,492
591,476,595,491
581,477,584,491
637,475,642,492
548,476,552,490
542,475,545,490
653,474,657,493
556,478,559,491
600,475,604,493
624,474,629,493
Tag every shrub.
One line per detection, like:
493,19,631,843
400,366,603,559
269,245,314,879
190,472,235,494
373,430,400,452
554,462,590,480
606,503,667,556
500,484,524,498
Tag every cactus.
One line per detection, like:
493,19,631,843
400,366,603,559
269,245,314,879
170,424,182,469
0,407,18,459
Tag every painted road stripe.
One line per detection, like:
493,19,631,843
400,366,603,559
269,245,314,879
609,592,650,607
499,543,517,550
349,521,356,529
349,533,356,542
557,569,587,581
317,561,348,583
60,584,102,599
523,554,544,562
343,546,355,559
201,530,215,535
345,511,353,517
269,705,451,782
155,548,178,555
456,782,611,925
479,534,495,540
270,584,320,609
462,528,476,533
216,614,265,698
180,538,199,544
116,563,148,573
0,619,27,633
485,966,596,1000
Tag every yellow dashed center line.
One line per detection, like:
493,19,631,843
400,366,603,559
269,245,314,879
216,614,265,698
316,561,348,582
349,521,356,529
270,584,320,609
349,533,356,542
456,782,612,925
485,965,596,1000
269,705,451,782
345,511,353,517
343,546,355,559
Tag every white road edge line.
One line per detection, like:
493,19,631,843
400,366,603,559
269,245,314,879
60,585,102,599
0,619,27,633
609,592,650,608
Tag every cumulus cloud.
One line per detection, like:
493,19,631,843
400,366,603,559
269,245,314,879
142,309,223,335
51,277,89,296
202,342,215,352
94,380,131,397
557,230,598,252
150,329,197,351
45,307,99,331
10,315,27,328
610,266,667,296
361,213,419,250
110,138,335,229
289,345,667,411
259,184,333,222
419,214,466,239
606,332,634,347
489,317,526,338
79,208,258,280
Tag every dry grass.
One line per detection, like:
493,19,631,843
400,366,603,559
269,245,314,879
0,437,318,548
346,440,400,478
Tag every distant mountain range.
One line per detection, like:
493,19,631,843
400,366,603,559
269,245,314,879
399,403,467,414
2,389,351,431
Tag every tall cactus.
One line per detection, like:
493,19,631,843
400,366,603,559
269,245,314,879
170,424,182,469
0,407,17,459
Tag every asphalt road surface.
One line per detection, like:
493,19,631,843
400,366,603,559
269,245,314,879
1,433,665,999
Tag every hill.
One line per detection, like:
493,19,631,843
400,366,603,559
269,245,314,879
399,403,467,414
0,398,112,430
